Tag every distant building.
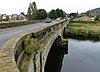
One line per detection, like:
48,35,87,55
0,14,26,21
2,14,7,20
18,14,26,20
11,14,26,20
0,14,2,20
11,14,18,20
80,15,91,21
91,17,95,21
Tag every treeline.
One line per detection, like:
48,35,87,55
27,2,66,20
48,8,66,19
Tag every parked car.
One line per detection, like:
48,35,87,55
56,18,60,21
45,18,52,23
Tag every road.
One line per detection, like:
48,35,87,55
0,20,63,48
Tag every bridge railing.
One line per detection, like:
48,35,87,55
0,20,68,72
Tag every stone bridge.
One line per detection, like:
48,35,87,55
0,20,69,72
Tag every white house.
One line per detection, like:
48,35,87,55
18,14,26,20
91,17,95,21
11,14,18,20
2,14,6,20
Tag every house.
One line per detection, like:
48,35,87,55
18,14,26,20
80,15,91,21
91,17,95,21
11,14,18,20
11,14,26,20
73,17,80,21
0,14,2,21
2,14,7,20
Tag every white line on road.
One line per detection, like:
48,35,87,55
0,30,23,38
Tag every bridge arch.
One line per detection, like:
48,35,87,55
44,36,62,72
62,27,67,38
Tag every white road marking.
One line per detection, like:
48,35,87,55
0,30,23,38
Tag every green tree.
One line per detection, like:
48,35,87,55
56,8,66,18
48,8,66,19
27,7,32,20
27,2,38,20
56,8,60,18
5,16,9,21
48,9,57,19
69,13,76,18
36,9,47,20
95,16,99,21
31,2,38,20
86,11,90,16
59,9,66,18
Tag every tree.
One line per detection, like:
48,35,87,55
5,16,9,21
48,8,66,19
56,8,60,18
27,7,32,20
59,9,66,18
86,11,90,16
36,9,47,20
27,2,38,20
31,2,38,20
69,13,76,18
48,9,57,19
95,16,99,21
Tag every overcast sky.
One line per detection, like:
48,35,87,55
0,0,100,15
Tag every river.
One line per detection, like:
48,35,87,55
45,38,100,72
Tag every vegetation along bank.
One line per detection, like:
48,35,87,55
66,21,100,40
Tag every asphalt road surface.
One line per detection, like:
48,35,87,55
0,20,64,48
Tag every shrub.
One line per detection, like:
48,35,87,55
70,21,98,24
89,30,100,38
77,29,89,37
24,36,37,55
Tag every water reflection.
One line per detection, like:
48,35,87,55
61,39,100,72
67,36,100,42
45,41,68,72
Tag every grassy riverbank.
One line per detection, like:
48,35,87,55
67,21,100,39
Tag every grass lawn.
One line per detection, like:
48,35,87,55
0,20,27,24
69,22,100,31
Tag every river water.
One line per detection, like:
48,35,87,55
45,38,100,72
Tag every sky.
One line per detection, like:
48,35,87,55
0,0,100,15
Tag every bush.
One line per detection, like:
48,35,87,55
70,21,98,24
24,36,37,55
89,30,100,38
77,29,89,37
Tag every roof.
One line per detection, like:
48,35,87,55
80,15,91,21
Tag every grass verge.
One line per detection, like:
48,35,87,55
67,22,100,39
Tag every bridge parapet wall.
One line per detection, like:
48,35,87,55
31,29,62,72
0,20,68,72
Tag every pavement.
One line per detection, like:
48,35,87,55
0,20,63,48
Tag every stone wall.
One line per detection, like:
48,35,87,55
0,20,43,29
0,20,68,72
